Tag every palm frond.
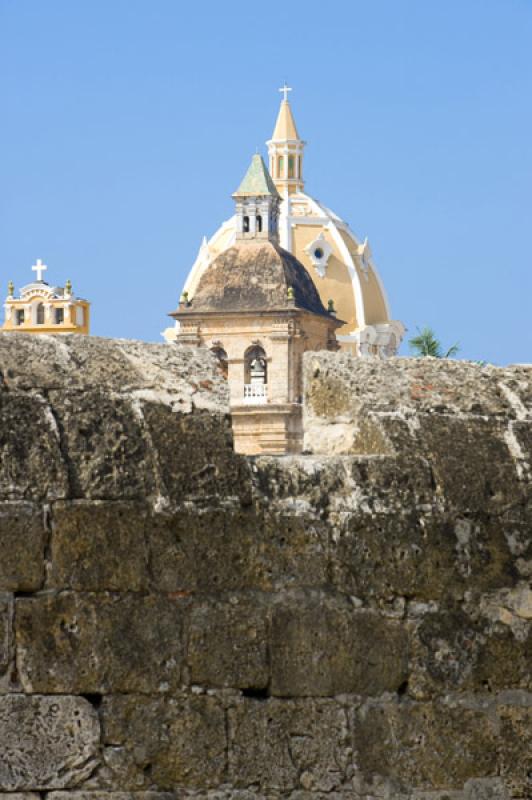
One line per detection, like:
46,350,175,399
444,343,460,358
409,327,461,359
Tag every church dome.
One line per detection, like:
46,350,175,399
189,239,330,317
164,89,404,357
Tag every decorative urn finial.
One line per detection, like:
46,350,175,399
65,279,72,297
7,281,14,298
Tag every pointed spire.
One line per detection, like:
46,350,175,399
271,95,300,141
266,86,306,195
233,154,280,198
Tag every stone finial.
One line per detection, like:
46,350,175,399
287,286,295,301
65,279,72,297
180,291,190,307
7,281,14,297
328,299,336,315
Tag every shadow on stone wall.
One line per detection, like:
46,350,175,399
0,334,530,799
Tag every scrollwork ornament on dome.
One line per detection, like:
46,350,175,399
304,232,333,279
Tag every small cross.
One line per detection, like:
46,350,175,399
279,82,292,102
32,258,47,282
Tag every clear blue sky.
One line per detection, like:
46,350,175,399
1,0,531,363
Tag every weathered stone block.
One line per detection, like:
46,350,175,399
303,352,528,419
464,777,511,799
0,503,46,591
101,694,226,789
450,516,520,595
304,411,395,455
47,390,156,500
0,694,99,790
228,697,350,792
149,507,328,594
141,403,251,506
49,502,149,591
330,511,455,603
252,455,347,510
418,416,524,513
0,335,228,408
353,699,499,789
271,595,408,697
149,508,262,592
255,453,435,516
410,609,531,698
188,596,269,689
0,393,68,501
16,592,184,693
0,333,134,391
496,701,532,798
344,455,436,514
261,512,329,590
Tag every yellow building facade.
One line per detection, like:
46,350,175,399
2,260,90,335
165,87,404,357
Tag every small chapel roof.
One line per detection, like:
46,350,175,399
233,154,280,198
179,239,337,319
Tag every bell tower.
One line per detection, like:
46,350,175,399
233,154,281,244
267,84,306,197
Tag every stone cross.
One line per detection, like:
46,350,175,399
279,83,292,102
32,259,47,282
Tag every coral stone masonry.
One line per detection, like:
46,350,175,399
0,333,530,799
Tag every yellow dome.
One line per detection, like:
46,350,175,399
165,91,404,357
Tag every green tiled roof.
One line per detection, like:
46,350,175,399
233,154,280,198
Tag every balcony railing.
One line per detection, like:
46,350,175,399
243,383,268,405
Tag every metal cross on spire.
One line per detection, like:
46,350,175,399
32,258,47,282
279,82,292,102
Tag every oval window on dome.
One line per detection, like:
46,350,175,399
314,247,324,260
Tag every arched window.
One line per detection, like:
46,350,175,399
15,309,25,326
55,307,64,324
210,346,228,380
256,215,262,233
243,215,250,233
244,345,267,385
278,156,284,178
288,155,295,178
36,303,45,324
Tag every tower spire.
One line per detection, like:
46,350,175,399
267,85,305,195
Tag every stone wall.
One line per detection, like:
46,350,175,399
0,334,530,800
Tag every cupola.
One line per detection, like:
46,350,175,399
233,154,281,244
266,84,306,196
